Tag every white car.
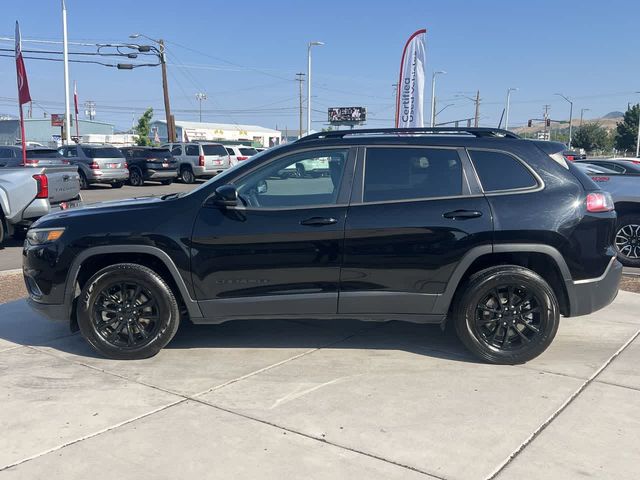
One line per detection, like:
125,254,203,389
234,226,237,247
224,145,258,166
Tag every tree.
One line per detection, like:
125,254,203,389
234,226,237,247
615,104,640,152
134,107,154,146
572,122,610,152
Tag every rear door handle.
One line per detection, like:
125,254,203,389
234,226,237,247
443,209,483,220
300,217,338,226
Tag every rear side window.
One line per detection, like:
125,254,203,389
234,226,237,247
185,145,199,156
225,147,234,155
240,147,258,156
202,145,228,156
364,147,463,202
82,147,124,158
469,150,537,192
171,145,182,156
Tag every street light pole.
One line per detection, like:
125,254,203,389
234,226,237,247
555,93,573,148
295,73,305,138
430,71,446,128
434,103,454,126
130,34,174,142
61,0,72,144
306,41,324,136
634,93,640,157
580,108,590,127
195,92,207,122
505,87,518,131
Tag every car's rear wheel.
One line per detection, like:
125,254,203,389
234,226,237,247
614,214,640,267
452,265,559,364
128,167,144,187
181,166,195,184
77,263,181,360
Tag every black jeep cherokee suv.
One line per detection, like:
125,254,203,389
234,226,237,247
23,128,622,363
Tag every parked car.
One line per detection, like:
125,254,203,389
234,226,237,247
161,142,231,184
562,150,586,162
0,146,69,168
1,164,80,246
24,127,621,363
120,147,178,186
225,145,258,166
574,161,640,267
576,158,640,175
58,144,129,189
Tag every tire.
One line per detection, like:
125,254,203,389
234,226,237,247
614,214,640,267
112,181,124,189
452,265,560,365
160,179,173,185
181,166,196,184
128,167,144,187
0,213,5,248
77,263,181,360
79,171,89,190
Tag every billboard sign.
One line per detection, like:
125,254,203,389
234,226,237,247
328,107,366,124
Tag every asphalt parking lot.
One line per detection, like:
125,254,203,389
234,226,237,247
0,289,639,478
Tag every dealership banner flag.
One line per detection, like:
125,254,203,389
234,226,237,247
395,29,427,128
15,21,31,164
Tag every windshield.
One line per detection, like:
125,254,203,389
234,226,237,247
27,149,62,159
202,144,228,156
83,146,124,158
184,144,287,198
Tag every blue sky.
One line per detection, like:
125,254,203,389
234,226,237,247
0,0,637,132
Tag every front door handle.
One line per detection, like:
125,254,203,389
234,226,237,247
300,217,338,226
443,209,483,220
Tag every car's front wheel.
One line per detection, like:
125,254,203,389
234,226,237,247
77,263,181,359
452,265,559,364
614,214,640,267
128,167,144,187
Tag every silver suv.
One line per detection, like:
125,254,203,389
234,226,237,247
59,144,129,189
162,142,231,183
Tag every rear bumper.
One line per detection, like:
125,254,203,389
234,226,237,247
147,170,178,180
566,256,622,317
88,170,129,183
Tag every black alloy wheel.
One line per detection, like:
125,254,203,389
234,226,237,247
615,215,640,267
453,265,559,364
77,263,181,359
129,167,144,187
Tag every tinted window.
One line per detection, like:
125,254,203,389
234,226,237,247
595,162,625,173
240,147,258,156
469,150,537,192
225,147,234,155
63,146,78,157
364,147,462,202
202,145,228,156
171,145,182,156
82,147,124,158
185,145,199,156
236,149,348,208
0,147,14,158
27,149,62,159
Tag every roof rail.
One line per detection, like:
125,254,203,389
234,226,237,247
297,127,520,142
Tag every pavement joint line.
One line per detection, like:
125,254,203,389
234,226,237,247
0,345,24,354
195,397,446,480
0,398,187,473
593,378,640,393
485,327,640,480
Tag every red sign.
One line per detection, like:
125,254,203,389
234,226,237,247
51,114,64,127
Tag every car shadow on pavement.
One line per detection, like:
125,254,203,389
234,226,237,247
0,299,476,362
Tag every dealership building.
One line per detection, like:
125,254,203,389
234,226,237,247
0,118,114,147
149,120,282,147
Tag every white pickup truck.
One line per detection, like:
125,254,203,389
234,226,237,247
0,166,81,246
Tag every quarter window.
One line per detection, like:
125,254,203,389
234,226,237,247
363,147,463,202
235,149,349,208
171,145,182,156
469,150,537,192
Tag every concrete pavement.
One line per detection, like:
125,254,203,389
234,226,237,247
0,291,639,479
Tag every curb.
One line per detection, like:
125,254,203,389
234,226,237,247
0,269,22,277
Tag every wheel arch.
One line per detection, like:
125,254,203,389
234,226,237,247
435,244,573,317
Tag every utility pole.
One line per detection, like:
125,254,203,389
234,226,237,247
473,90,481,127
84,100,96,120
543,104,551,141
195,92,207,122
27,101,32,119
61,0,72,145
430,71,446,127
296,73,305,138
158,39,175,142
555,93,573,148
580,108,590,127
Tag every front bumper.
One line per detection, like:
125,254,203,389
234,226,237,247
566,256,622,317
26,297,69,323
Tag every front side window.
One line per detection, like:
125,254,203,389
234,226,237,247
235,149,349,208
469,150,538,192
363,147,463,203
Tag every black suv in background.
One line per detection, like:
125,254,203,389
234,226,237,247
120,147,178,186
23,128,622,363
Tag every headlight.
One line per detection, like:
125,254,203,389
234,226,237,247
26,228,65,245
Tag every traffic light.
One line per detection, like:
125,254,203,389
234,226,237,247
527,120,532,127
546,118,551,127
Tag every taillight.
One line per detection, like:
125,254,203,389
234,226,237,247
124,162,128,169
565,155,575,161
90,162,100,169
23,158,39,166
586,192,614,212
237,156,248,161
199,155,205,167
33,174,49,199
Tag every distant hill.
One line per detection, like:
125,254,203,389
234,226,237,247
603,111,624,119
513,112,623,136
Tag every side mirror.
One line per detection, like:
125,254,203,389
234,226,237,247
213,184,238,207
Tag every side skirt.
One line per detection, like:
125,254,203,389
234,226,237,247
191,313,446,325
